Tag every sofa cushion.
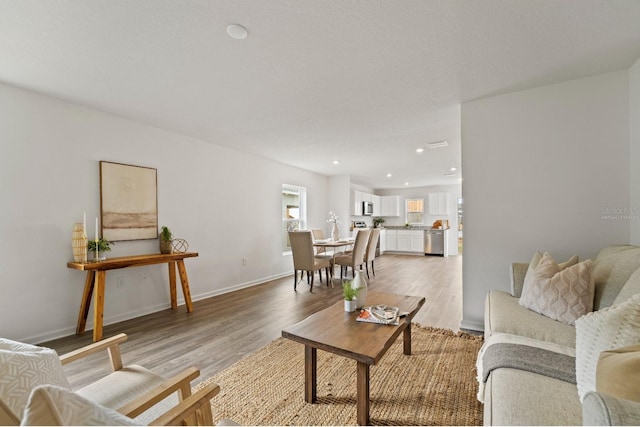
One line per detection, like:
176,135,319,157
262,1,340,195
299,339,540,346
582,391,640,426
575,293,640,402
596,344,640,403
591,245,640,310
484,368,582,426
613,265,640,306
485,290,576,347
0,398,19,426
0,339,70,419
21,385,139,426
519,252,593,325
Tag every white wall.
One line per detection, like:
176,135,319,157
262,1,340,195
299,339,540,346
0,83,329,343
328,175,351,238
461,70,630,330
630,58,640,244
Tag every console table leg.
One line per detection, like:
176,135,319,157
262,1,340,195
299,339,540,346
356,361,370,426
177,259,194,313
168,262,177,310
304,346,317,403
76,271,95,335
403,322,412,355
93,271,106,342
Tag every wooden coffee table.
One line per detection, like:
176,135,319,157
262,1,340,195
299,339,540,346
281,291,425,425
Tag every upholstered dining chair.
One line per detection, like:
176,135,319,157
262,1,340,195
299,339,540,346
334,228,371,280
364,228,381,279
288,230,332,291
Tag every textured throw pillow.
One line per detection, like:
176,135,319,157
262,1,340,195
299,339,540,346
519,252,593,325
520,251,579,307
575,293,640,402
0,339,70,418
596,343,640,402
21,385,139,426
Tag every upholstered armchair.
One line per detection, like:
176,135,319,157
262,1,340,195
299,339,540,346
0,333,223,426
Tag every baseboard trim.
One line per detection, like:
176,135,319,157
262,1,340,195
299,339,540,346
460,319,484,332
26,271,294,345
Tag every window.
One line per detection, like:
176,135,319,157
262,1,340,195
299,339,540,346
282,184,307,254
406,198,424,225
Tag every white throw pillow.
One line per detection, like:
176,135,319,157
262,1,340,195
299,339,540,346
519,252,593,325
520,251,578,306
575,293,640,402
0,339,70,418
21,385,139,426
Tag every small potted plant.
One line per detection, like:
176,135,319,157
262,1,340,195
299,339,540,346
159,226,173,254
373,217,385,228
87,238,113,261
343,280,361,312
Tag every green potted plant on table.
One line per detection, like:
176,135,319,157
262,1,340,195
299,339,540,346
343,280,361,313
159,225,173,254
87,238,112,261
373,217,385,228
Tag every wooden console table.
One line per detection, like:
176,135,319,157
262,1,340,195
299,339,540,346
67,252,199,342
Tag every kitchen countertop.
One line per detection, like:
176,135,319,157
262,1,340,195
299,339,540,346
379,226,450,231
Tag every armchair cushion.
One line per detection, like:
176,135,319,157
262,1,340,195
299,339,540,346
75,365,177,426
582,391,640,426
21,385,139,426
0,339,69,418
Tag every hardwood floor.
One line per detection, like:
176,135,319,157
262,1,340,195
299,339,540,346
42,253,462,390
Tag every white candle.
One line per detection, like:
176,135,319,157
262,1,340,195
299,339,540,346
83,212,86,234
95,217,98,240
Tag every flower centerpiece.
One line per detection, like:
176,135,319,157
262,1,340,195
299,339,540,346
327,211,340,241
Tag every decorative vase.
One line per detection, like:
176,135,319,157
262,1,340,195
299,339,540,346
352,270,368,309
344,299,357,312
72,223,88,262
159,237,173,254
331,223,340,241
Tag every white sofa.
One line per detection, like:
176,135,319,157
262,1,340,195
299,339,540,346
478,245,640,425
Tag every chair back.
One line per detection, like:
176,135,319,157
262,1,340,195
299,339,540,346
311,228,326,255
351,229,371,265
365,228,380,262
288,231,315,271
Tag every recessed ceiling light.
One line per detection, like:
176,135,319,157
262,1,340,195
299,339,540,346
416,148,424,153
386,173,392,178
404,182,409,186
226,24,248,40
332,160,340,165
427,140,448,149
450,167,457,171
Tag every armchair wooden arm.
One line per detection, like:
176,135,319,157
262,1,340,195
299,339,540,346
149,382,221,426
59,333,127,370
116,367,200,419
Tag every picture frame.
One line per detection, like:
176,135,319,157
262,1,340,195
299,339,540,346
100,161,158,241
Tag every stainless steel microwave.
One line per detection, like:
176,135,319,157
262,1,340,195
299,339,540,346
363,201,373,216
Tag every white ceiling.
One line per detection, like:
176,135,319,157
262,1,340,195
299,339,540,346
2,1,640,189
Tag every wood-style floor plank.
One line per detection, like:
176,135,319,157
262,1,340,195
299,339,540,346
42,254,462,389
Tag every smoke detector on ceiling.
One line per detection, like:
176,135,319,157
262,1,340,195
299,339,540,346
227,24,248,40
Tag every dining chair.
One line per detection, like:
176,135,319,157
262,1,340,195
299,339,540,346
334,229,371,280
364,228,381,279
288,231,332,291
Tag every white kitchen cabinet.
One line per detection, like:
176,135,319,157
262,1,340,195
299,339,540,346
379,229,386,253
372,194,381,216
352,190,364,215
385,229,397,251
380,195,400,217
386,229,423,253
428,192,450,215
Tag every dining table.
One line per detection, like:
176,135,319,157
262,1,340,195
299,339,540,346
313,237,355,286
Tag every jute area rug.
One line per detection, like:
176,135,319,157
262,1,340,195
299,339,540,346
194,326,483,426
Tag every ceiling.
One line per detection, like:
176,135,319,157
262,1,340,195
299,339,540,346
2,1,640,189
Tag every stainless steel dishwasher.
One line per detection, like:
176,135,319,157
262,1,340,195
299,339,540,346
424,229,445,256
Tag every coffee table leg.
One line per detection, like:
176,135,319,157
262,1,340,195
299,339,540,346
305,346,317,403
357,362,370,426
403,322,412,355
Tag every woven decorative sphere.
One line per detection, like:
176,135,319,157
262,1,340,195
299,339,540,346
172,238,189,253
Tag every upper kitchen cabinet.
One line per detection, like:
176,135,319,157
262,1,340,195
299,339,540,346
372,195,381,216
380,195,400,217
428,192,450,215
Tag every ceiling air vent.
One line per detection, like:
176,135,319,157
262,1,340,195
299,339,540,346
427,140,448,149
